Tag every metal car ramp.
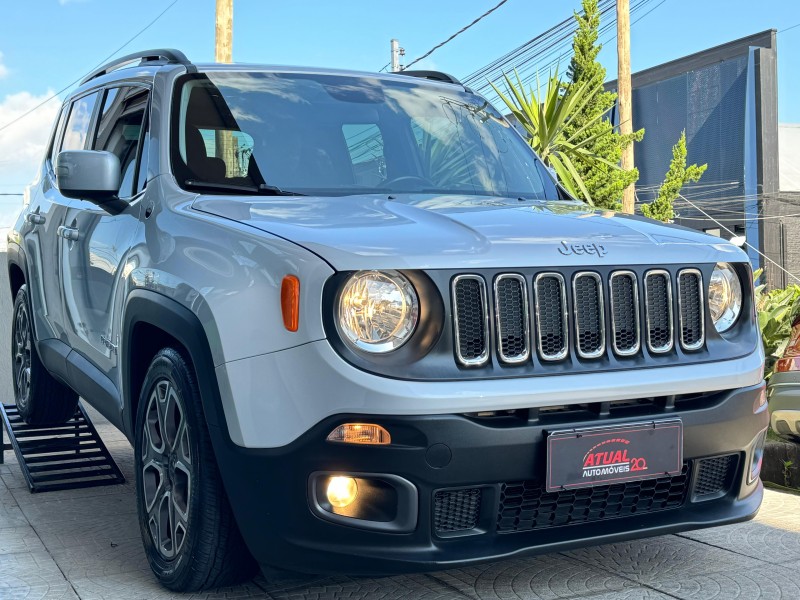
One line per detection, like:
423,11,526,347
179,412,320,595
0,402,125,493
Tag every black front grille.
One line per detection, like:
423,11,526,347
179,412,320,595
434,488,481,533
694,454,737,498
644,271,673,352
452,276,488,365
610,272,640,355
573,273,604,358
678,270,705,350
497,464,690,533
535,274,568,360
450,267,706,368
495,276,529,363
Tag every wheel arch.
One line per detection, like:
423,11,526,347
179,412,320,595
121,289,226,442
6,243,28,299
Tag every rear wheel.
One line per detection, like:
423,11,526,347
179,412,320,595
134,348,256,592
11,285,79,425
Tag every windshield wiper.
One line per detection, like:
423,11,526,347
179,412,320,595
184,179,305,196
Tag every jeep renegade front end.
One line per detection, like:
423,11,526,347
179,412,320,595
6,50,766,592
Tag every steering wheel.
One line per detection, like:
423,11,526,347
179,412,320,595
382,175,434,191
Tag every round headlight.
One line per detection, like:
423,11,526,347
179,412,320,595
708,262,742,333
337,270,419,353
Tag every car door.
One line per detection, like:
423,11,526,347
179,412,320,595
59,85,148,378
25,92,100,346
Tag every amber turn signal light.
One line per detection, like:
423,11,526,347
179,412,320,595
326,423,391,445
281,275,300,332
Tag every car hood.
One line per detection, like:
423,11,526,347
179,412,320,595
191,194,747,270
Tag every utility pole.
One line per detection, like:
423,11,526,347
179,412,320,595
617,0,635,214
215,0,233,63
215,0,236,176
390,39,404,72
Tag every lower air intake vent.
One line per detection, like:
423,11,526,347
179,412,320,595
434,488,481,533
497,465,689,533
693,454,737,499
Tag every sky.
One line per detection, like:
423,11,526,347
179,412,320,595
0,0,798,224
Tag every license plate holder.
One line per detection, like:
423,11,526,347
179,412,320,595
546,419,683,492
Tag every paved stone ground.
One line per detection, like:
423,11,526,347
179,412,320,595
3,253,800,599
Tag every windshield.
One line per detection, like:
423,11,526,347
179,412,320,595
171,71,558,199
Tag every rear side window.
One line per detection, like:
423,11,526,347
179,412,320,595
60,92,99,151
343,124,385,187
93,86,150,198
193,128,253,179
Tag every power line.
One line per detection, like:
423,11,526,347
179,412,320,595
463,0,615,86
678,192,800,284
0,0,180,135
463,0,667,106
402,0,511,71
779,22,800,34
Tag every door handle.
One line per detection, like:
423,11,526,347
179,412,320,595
27,213,45,225
57,225,80,242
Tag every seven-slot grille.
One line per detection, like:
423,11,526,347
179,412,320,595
452,268,705,367
644,270,674,353
678,270,705,350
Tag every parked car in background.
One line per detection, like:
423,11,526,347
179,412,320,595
6,49,768,593
769,315,800,441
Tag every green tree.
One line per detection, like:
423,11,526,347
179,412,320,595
641,130,707,222
566,0,643,211
492,70,621,204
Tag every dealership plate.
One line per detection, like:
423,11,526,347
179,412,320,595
546,419,683,492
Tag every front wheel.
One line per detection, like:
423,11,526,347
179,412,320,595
11,285,78,425
134,348,256,592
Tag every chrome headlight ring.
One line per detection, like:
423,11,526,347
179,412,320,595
708,262,743,333
337,270,419,353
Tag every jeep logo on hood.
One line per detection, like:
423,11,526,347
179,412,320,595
558,240,607,257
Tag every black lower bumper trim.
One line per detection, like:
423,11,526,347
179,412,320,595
207,382,767,575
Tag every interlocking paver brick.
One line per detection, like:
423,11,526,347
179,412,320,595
652,562,800,599
0,524,46,554
428,554,635,599
563,534,764,584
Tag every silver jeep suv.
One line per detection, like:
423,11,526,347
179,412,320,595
6,49,768,592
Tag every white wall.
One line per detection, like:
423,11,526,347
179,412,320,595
780,123,800,192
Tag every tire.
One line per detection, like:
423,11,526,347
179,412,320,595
134,348,257,592
11,285,79,425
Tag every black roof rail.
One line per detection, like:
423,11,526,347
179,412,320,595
79,49,193,85
396,70,463,86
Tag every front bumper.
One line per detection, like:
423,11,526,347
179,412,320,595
215,340,765,448
209,382,768,574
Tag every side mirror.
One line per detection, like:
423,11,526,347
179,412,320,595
55,150,120,205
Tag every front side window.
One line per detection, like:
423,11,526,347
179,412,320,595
61,92,99,151
171,72,557,199
93,86,149,198
48,106,69,166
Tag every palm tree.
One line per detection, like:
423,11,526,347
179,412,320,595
491,70,621,205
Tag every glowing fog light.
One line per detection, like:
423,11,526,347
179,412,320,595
326,476,358,508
